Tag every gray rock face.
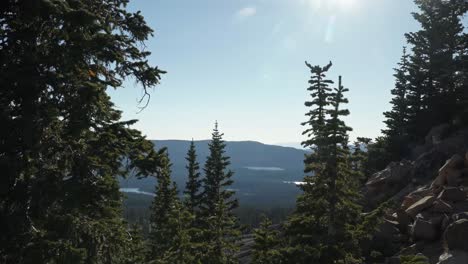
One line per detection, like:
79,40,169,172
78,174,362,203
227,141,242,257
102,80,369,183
437,251,468,264
406,196,436,218
438,187,466,203
444,219,468,252
452,212,468,222
367,128,468,264
432,155,464,188
432,200,453,214
366,161,413,207
412,218,439,241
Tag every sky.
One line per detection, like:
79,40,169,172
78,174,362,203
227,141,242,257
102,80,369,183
108,0,420,147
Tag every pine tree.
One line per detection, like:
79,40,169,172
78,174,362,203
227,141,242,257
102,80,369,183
123,225,149,264
148,149,177,259
157,201,202,264
323,76,359,259
184,140,202,213
383,47,411,160
252,217,282,264
302,61,333,161
283,66,363,264
182,140,204,262
148,149,199,264
0,1,165,262
199,122,240,264
350,137,372,184
404,0,467,141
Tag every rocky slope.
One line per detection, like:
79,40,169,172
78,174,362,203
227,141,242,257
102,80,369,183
365,126,468,263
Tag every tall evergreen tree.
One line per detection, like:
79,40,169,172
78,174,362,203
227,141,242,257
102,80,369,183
323,76,356,250
0,1,165,262
383,47,411,160
302,61,333,161
182,140,204,262
284,65,363,264
148,149,178,260
148,149,197,264
199,122,240,264
184,140,202,213
404,0,467,140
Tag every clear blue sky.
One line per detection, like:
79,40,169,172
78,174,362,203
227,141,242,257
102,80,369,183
108,0,419,146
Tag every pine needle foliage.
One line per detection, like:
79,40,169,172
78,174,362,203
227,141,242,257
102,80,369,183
0,0,165,262
199,122,240,264
283,63,364,264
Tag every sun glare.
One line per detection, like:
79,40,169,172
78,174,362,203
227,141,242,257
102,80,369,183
333,0,358,11
304,0,359,12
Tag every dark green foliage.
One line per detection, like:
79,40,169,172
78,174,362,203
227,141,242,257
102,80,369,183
405,0,467,138
283,63,364,263
383,0,468,155
252,217,282,264
0,0,164,262
350,137,372,183
199,122,240,263
301,61,333,161
123,225,149,264
356,201,394,263
148,149,199,264
148,149,179,260
366,137,393,174
184,140,202,213
383,47,411,160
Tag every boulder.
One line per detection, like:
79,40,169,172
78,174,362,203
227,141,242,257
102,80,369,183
375,219,401,243
441,214,451,234
437,251,468,264
459,169,468,187
406,196,436,218
465,152,468,168
431,200,453,214
433,155,464,187
402,195,423,210
366,161,413,207
367,161,412,190
452,212,468,222
394,209,412,233
446,170,462,187
438,187,466,202
411,218,439,241
411,186,434,197
390,184,415,206
443,219,468,251
452,200,468,214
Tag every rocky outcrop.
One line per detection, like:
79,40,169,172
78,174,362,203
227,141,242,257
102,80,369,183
437,251,468,264
366,161,413,207
371,150,468,264
444,219,468,252
406,196,436,218
366,128,468,208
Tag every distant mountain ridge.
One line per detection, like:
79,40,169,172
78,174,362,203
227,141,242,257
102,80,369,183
120,140,308,207
152,140,308,170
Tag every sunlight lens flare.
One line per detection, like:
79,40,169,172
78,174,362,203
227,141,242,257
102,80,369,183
304,0,358,12
336,0,357,10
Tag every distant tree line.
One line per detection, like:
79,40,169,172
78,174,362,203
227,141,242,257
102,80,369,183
147,124,241,263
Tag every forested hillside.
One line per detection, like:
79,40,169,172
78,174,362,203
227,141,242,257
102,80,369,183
1,0,467,263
